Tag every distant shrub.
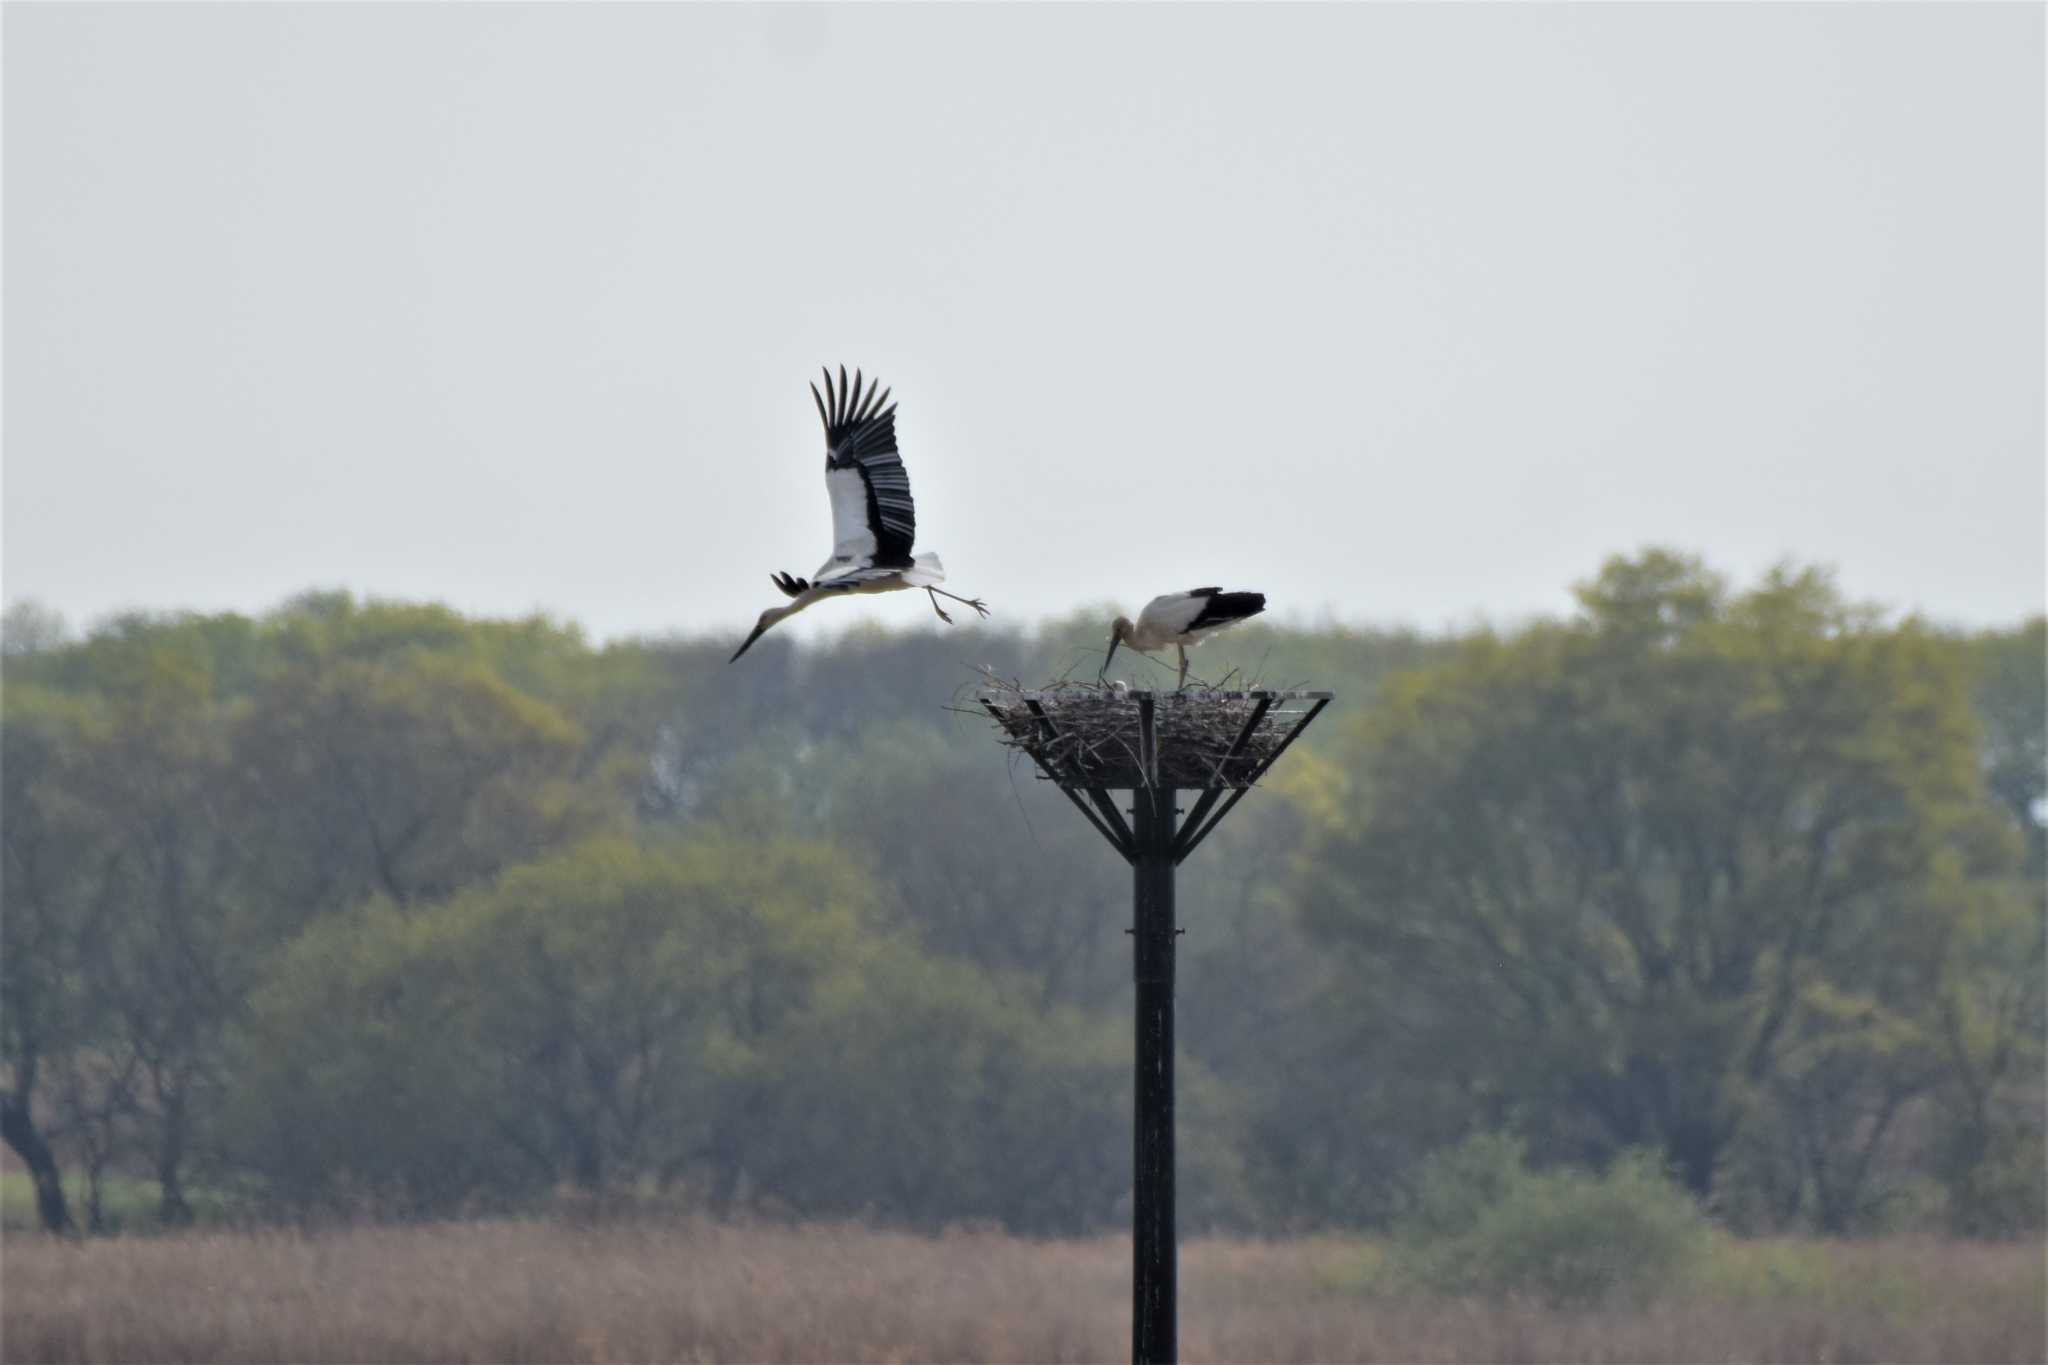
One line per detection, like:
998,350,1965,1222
1393,1134,1711,1308
1941,1122,2048,1238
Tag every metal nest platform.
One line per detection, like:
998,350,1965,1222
977,683,1332,864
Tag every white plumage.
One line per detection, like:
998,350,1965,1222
732,367,988,663
1103,588,1268,689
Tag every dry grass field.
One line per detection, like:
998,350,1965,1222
2,1219,2041,1364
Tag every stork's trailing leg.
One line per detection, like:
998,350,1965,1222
926,586,990,625
1176,645,1189,690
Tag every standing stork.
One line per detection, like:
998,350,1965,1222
731,367,989,662
1102,588,1267,689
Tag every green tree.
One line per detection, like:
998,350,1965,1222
66,647,245,1226
1968,618,2046,873
2,601,70,658
224,895,517,1217
232,652,615,914
795,720,1130,1009
4,636,256,1229
0,688,103,1233
745,946,1134,1233
1177,746,1465,1229
1929,880,2045,1234
229,834,882,1214
1940,617,2048,1232
4,599,638,1228
1296,552,2013,1211
460,835,879,1198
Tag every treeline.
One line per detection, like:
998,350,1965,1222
2,552,2040,1238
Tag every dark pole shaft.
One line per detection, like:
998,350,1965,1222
1131,782,1177,1365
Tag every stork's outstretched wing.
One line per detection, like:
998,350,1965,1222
812,365,916,571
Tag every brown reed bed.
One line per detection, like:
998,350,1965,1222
3,1221,2041,1364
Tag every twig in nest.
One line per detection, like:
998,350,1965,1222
974,673,1317,790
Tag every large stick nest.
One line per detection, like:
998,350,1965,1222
974,676,1329,791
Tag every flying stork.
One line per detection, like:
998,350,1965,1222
1102,589,1268,689
730,367,988,663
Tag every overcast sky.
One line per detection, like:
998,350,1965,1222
6,3,2042,648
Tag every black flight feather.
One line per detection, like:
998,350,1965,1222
813,364,916,567
1187,591,1266,631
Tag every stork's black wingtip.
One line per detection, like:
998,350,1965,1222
813,363,901,437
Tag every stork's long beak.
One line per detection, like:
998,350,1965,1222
730,611,779,663
732,592,814,664
1099,636,1120,681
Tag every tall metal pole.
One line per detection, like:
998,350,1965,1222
976,687,1331,1365
1131,698,1177,1365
